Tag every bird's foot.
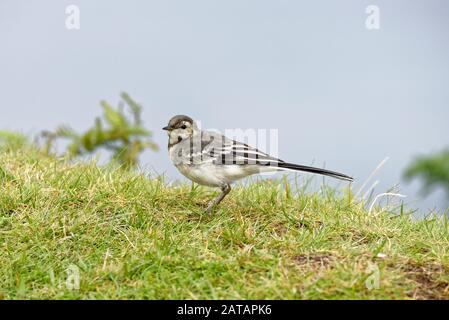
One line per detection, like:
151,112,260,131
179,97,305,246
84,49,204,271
204,184,231,215
205,203,215,215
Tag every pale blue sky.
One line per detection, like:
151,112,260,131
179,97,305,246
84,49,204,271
1,0,448,213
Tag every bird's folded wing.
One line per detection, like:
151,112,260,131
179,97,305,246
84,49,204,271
201,134,284,166
173,132,284,166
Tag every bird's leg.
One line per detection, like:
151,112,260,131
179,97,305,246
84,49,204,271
205,184,231,214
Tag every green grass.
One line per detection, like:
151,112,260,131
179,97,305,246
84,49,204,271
0,146,448,300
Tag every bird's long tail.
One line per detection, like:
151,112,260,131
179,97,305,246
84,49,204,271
277,162,353,182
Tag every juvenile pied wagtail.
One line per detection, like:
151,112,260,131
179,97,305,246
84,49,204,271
163,115,353,213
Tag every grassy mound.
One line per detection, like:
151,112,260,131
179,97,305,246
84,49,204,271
0,146,448,299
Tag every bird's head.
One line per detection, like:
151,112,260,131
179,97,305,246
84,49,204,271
163,115,197,146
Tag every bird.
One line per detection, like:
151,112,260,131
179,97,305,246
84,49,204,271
163,115,353,213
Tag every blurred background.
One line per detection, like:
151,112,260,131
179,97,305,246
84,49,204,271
1,0,448,214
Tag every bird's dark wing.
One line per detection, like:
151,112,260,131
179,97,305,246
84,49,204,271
199,132,284,166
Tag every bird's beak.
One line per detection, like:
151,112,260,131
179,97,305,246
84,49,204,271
162,126,172,131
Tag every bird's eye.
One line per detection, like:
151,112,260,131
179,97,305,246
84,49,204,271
181,125,187,129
